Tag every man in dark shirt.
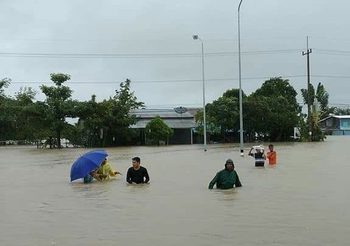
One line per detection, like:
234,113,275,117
126,157,150,184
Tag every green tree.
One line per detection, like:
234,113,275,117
40,73,73,148
248,77,301,141
73,95,108,147
102,79,144,146
331,107,350,115
0,78,11,97
204,89,245,142
301,82,329,118
195,110,221,143
74,79,144,147
253,77,300,110
301,82,328,141
145,116,173,145
243,96,270,139
0,78,14,141
13,87,40,142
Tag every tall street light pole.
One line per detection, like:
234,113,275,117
238,0,244,156
192,35,207,151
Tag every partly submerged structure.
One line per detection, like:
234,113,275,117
130,108,198,144
319,115,350,135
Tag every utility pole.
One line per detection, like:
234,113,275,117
302,36,312,141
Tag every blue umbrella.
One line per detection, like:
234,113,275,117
70,150,108,182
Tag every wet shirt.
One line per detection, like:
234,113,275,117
250,152,265,166
126,166,150,184
208,169,242,189
266,151,277,165
83,174,93,183
97,162,117,180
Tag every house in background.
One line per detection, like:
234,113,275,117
130,108,198,145
319,115,350,135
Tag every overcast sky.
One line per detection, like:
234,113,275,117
1,0,350,109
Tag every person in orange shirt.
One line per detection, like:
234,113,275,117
266,144,277,165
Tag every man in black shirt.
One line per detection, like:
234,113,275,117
126,157,150,184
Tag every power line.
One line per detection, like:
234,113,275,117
8,74,350,85
1,47,350,59
9,76,300,84
0,49,302,59
4,48,350,59
314,48,350,56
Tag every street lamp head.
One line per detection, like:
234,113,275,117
192,35,199,40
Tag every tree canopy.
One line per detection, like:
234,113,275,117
248,77,301,141
301,82,329,141
0,74,335,146
145,116,173,145
200,77,302,142
40,73,73,148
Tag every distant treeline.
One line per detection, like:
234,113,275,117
1,75,347,147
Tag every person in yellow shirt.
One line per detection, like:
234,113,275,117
97,158,121,181
266,144,277,165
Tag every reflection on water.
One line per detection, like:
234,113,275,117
1,136,350,245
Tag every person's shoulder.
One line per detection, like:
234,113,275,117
217,169,225,174
140,166,148,171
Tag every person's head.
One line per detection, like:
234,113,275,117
225,159,235,171
101,158,107,166
269,144,274,151
132,157,141,169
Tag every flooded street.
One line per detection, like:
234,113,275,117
1,136,350,246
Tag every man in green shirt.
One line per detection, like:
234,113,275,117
208,159,242,189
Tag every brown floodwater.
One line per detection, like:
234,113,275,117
1,136,349,246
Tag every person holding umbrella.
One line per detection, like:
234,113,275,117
96,158,121,181
70,150,114,183
83,169,103,183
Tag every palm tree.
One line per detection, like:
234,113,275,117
301,82,328,141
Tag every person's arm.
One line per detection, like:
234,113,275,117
144,168,150,183
105,164,117,177
266,151,273,162
126,168,132,184
266,151,271,161
248,148,254,156
108,167,121,176
91,172,103,181
105,162,121,176
235,171,242,187
208,173,218,189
